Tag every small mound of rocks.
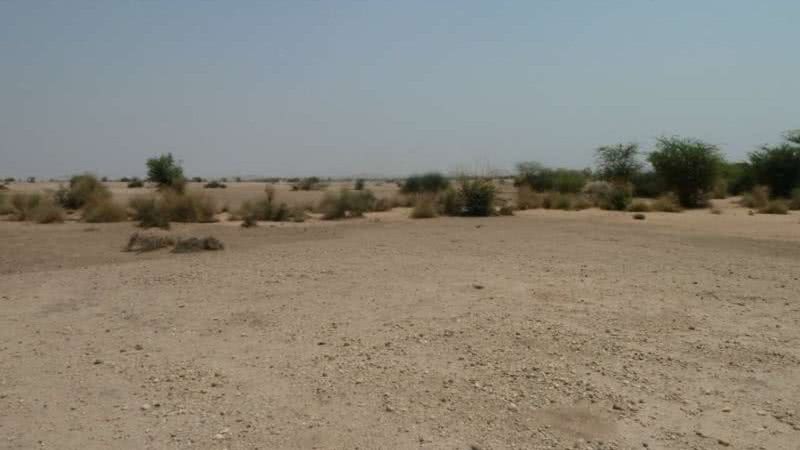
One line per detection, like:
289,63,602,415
172,236,225,253
125,232,224,254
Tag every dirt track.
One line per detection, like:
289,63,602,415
1,206,799,449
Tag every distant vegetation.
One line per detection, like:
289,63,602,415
147,153,185,192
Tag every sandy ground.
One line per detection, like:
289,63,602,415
1,196,800,449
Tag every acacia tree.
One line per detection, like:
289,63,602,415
146,153,185,191
595,143,642,184
749,130,800,198
648,137,723,208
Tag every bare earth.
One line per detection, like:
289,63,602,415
1,192,799,449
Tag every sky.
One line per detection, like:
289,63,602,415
1,0,799,179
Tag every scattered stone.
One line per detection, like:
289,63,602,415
721,406,732,413
140,403,151,411
173,236,225,253
717,438,731,446
92,359,103,365
473,284,485,290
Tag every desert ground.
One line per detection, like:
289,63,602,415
1,183,800,450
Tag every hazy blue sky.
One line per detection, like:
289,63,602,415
1,1,798,178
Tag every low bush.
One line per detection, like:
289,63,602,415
598,184,633,211
372,197,393,212
790,188,800,210
127,178,144,188
459,179,496,216
633,213,646,220
204,181,227,189
571,195,593,211
410,194,437,218
318,189,375,219
161,191,217,223
542,192,572,210
402,173,449,194
582,181,613,205
627,199,651,212
515,165,588,193
83,197,128,223
651,193,683,212
516,185,542,209
237,186,302,222
631,170,665,198
497,204,515,216
740,186,770,209
354,178,365,190
438,187,464,216
130,195,170,229
173,236,224,253
711,179,728,199
648,136,722,207
710,206,722,215
759,200,789,215
10,192,65,223
0,193,12,214
56,174,110,209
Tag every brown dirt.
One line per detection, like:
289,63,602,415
1,198,799,449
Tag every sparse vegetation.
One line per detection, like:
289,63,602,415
790,188,800,210
740,186,770,209
83,198,128,223
127,178,144,188
354,178,365,190
516,185,541,210
515,162,588,193
129,195,170,229
633,213,646,220
292,176,325,191
237,186,304,223
458,178,496,216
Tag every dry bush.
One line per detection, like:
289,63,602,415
238,186,303,223
710,206,722,215
740,185,770,208
161,190,217,223
542,192,572,210
789,188,800,210
372,197,393,212
0,193,13,215
627,199,652,212
711,179,729,199
651,193,683,212
438,187,463,215
759,200,789,215
582,181,612,205
497,204,515,216
9,192,65,223
56,174,110,209
204,180,227,189
83,197,127,223
410,194,437,219
570,195,593,210
318,189,375,219
516,185,541,209
129,195,170,229
633,213,646,220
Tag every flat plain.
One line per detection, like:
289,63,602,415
1,183,799,449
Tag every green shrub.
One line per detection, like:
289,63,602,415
318,189,375,219
402,173,449,194
630,170,665,198
759,200,789,215
204,181,227,189
648,136,723,207
127,178,144,188
83,197,128,223
56,174,110,209
720,161,755,195
458,179,496,216
627,199,651,212
651,193,683,212
595,143,642,183
410,194,437,219
146,153,185,191
749,130,800,198
543,192,572,210
740,186,769,209
515,163,588,193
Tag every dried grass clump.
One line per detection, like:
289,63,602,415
758,200,789,215
789,188,800,210
83,197,128,223
410,194,437,219
651,193,683,212
9,192,65,223
237,186,303,223
56,174,110,209
318,189,375,219
161,190,217,223
0,193,13,215
627,199,652,212
516,185,542,210
130,195,170,229
740,186,770,209
633,213,646,220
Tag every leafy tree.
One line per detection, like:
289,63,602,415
401,173,449,194
146,153,184,191
595,143,642,183
648,136,723,208
748,130,800,198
